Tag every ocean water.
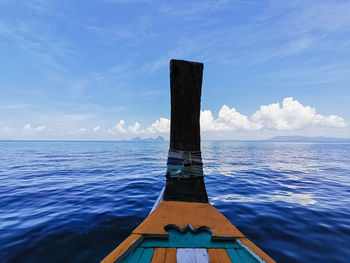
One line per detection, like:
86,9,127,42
1,141,350,263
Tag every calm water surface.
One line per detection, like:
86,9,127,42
1,141,350,262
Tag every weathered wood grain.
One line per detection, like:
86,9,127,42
101,234,143,263
132,201,244,239
207,248,231,262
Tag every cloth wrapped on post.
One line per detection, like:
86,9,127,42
166,149,203,178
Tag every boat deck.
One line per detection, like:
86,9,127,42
101,201,275,263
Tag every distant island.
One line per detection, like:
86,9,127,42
129,136,165,142
267,136,350,142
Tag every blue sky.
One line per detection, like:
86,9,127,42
0,0,349,140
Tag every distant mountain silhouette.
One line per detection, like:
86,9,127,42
267,136,350,142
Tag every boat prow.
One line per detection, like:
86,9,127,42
101,59,275,263
102,200,275,262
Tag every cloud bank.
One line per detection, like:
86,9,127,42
201,97,345,132
105,97,346,135
0,98,346,139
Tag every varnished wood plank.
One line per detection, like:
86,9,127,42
207,248,231,263
207,249,217,262
165,248,177,263
101,234,143,263
238,238,276,263
132,201,243,239
151,248,166,263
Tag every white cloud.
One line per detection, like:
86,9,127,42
147,118,170,133
128,122,142,134
7,98,345,139
200,110,229,131
200,97,346,132
201,105,260,132
107,120,126,134
251,97,346,130
23,124,32,131
218,105,261,131
116,120,126,133
36,125,46,131
23,123,47,132
107,120,143,134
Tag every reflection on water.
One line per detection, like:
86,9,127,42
268,192,316,206
212,191,316,206
1,141,350,263
203,141,350,207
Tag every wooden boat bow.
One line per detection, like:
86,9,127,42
101,59,275,263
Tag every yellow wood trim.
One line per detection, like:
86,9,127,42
238,237,276,263
101,234,143,263
132,201,244,239
207,248,231,262
165,247,177,263
151,247,166,263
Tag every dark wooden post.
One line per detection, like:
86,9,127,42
163,59,208,203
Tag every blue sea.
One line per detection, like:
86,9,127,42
1,141,350,262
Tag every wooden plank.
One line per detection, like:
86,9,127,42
101,234,143,263
177,248,195,263
165,248,177,263
207,248,231,263
207,249,218,262
194,248,209,263
133,201,244,239
151,248,166,263
238,238,276,263
226,249,243,263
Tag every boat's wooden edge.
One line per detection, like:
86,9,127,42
101,201,276,263
238,237,276,263
132,201,244,238
207,248,231,262
101,233,143,263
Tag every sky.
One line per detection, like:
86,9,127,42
0,0,349,140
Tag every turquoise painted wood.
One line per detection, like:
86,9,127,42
140,248,154,262
123,228,262,263
140,229,241,248
235,248,259,263
124,247,154,263
226,248,260,263
124,247,143,263
226,248,243,263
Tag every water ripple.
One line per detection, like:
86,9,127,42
1,141,350,262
